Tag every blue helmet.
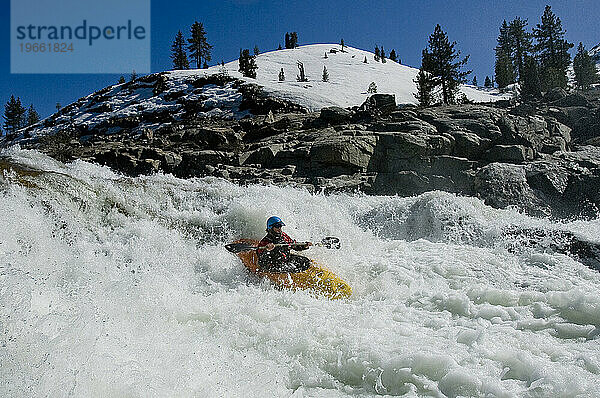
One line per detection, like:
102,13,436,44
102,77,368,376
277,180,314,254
267,216,285,229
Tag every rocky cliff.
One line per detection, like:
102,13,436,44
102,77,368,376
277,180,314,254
2,71,600,220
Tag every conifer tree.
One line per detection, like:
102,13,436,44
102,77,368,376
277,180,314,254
495,20,515,89
322,65,329,82
521,55,542,101
533,5,573,90
414,68,436,106
508,17,532,82
238,49,258,78
363,56,368,63
254,45,260,56
285,33,290,49
484,76,493,88
278,43,282,50
118,76,126,84
421,24,470,104
278,68,285,81
472,76,478,86
3,95,26,134
381,46,386,63
341,38,345,51
130,70,137,81
324,51,328,58
289,32,298,48
188,21,212,68
389,49,397,62
374,45,380,62
368,82,377,93
573,42,600,90
56,103,61,112
296,61,308,82
170,30,190,70
26,104,40,126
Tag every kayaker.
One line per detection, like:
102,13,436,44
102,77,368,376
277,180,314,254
257,216,313,272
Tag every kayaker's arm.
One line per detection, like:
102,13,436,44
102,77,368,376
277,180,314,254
291,242,312,251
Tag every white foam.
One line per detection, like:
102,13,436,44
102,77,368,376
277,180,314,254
1,148,600,396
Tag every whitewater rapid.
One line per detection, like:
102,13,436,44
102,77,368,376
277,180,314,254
1,148,599,397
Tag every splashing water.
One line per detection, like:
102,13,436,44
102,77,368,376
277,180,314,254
1,148,599,397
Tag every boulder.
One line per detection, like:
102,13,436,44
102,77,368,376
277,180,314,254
451,130,492,159
318,107,352,124
310,136,376,175
370,171,430,196
359,94,396,114
484,145,532,163
239,145,282,167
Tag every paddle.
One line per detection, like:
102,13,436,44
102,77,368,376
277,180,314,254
225,237,341,254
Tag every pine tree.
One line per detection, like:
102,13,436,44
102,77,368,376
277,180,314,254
573,42,600,90
254,45,260,56
520,55,542,101
130,70,137,81
421,24,471,104
389,49,397,62
363,56,368,63
285,33,290,49
118,76,126,84
278,43,282,50
202,61,208,69
341,38,345,52
322,65,329,82
367,82,377,93
296,61,307,82
374,45,380,62
26,104,40,126
188,21,212,68
278,68,285,81
533,5,573,90
170,30,189,70
380,46,386,63
495,20,515,89
472,76,478,86
56,103,61,112
289,32,298,48
508,17,532,82
484,76,493,88
238,49,258,78
3,95,26,135
324,51,328,58
414,68,436,106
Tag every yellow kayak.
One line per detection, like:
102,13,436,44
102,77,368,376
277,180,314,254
231,239,352,300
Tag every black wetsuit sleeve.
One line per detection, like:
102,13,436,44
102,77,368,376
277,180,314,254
291,243,310,251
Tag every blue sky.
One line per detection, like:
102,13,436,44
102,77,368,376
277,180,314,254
2,0,599,121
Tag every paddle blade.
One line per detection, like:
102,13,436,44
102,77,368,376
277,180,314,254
225,242,258,253
321,237,341,249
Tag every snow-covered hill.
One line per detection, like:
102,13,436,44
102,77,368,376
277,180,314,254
590,42,600,65
173,44,509,111
13,44,510,142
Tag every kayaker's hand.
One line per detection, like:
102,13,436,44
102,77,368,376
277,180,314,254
265,243,275,251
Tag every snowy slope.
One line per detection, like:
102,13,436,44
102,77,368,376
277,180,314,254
15,44,509,142
172,44,509,111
